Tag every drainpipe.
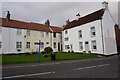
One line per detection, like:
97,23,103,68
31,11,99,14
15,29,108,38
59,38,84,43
49,27,53,49
100,19,105,55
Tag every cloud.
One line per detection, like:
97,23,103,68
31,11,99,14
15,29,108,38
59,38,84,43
1,2,118,27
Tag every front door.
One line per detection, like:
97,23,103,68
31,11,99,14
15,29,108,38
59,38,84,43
58,43,60,51
85,41,89,52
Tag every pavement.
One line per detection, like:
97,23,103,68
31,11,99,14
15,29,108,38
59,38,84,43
1,55,120,79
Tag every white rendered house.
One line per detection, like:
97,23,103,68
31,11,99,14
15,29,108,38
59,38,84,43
62,2,117,55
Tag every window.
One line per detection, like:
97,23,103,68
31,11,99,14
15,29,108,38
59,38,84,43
17,29,22,35
16,42,22,49
46,42,49,47
54,42,56,48
40,31,44,37
0,27,2,34
26,30,30,36
0,42,2,49
91,40,97,50
46,32,49,37
78,30,82,38
26,42,30,49
65,37,69,41
65,30,68,34
91,27,96,37
79,42,83,51
65,45,70,49
53,33,56,38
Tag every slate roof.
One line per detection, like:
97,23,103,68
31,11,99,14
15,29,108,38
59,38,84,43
63,9,105,30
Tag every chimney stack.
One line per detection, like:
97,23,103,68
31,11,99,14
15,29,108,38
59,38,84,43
45,20,50,26
6,11,10,22
102,1,108,10
66,19,70,25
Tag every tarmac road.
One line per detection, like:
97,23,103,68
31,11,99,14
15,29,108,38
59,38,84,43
2,55,119,79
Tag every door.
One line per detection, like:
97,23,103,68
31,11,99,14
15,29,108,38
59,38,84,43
85,41,89,52
70,44,73,52
58,43,60,51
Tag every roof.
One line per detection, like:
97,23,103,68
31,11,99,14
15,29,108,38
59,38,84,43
63,9,105,30
0,18,55,32
50,26,63,33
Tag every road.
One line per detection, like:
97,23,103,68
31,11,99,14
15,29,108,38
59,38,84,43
2,55,119,79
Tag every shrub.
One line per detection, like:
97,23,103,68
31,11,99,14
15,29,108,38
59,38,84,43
44,47,53,53
41,51,45,54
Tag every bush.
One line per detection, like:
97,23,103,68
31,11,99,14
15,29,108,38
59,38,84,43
41,51,45,54
44,47,53,53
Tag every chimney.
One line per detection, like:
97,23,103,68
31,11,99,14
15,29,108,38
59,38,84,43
66,19,70,25
45,20,50,26
102,1,108,10
6,11,10,22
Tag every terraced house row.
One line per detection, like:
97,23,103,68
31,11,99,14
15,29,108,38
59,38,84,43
0,11,63,54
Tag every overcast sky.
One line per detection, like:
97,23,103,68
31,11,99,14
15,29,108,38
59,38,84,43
1,1,119,27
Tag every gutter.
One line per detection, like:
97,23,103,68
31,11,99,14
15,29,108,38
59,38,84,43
100,19,105,55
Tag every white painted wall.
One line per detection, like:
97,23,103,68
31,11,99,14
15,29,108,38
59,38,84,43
0,26,2,54
102,9,117,55
62,20,104,54
2,27,24,54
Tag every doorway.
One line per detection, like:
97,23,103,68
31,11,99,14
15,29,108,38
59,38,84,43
85,41,89,52
58,43,60,51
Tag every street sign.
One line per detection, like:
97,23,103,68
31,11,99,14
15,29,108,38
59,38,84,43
34,40,44,63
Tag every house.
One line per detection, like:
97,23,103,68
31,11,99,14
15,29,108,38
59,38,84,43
0,11,62,54
62,2,117,55
50,25,63,52
115,24,120,53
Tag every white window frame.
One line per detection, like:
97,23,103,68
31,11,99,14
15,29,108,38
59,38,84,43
65,30,68,34
79,42,83,51
91,27,96,37
91,40,97,51
78,30,82,39
17,29,22,35
26,30,30,36
65,45,70,49
16,42,22,49
65,37,69,41
26,42,30,49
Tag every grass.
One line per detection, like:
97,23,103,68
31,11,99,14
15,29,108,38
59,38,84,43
2,52,99,64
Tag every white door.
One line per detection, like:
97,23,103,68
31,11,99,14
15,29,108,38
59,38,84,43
85,41,89,52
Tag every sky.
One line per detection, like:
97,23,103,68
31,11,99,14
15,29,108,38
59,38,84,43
1,0,119,27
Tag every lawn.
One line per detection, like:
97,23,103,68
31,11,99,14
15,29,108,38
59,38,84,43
2,52,99,64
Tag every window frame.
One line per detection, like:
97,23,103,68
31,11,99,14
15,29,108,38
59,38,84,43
0,42,2,49
26,30,30,36
78,30,82,39
16,42,22,49
91,40,97,51
79,42,83,51
91,27,96,37
26,42,30,49
53,42,56,48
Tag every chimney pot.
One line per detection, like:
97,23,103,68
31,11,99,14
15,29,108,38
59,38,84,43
45,20,50,26
6,11,10,22
102,1,108,10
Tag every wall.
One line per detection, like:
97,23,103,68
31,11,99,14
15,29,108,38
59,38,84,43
62,20,104,54
52,33,62,52
2,27,24,54
0,26,2,54
24,29,51,53
102,9,117,55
